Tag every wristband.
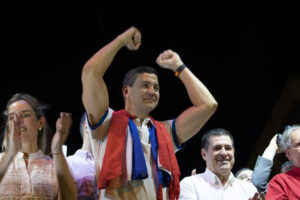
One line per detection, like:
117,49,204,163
174,64,187,77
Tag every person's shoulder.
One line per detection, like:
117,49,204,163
87,107,114,135
180,173,208,196
159,120,172,131
180,176,194,191
181,173,204,184
66,154,77,162
266,172,291,194
181,175,193,183
273,172,288,179
268,172,289,185
66,151,84,163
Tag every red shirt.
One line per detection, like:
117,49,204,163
266,166,300,200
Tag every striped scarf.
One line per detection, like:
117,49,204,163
98,109,180,200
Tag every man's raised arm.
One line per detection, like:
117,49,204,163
156,49,218,144
81,27,141,126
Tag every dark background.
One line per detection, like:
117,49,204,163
1,0,299,179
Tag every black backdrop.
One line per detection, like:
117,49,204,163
1,0,299,179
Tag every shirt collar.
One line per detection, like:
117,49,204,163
17,150,44,159
204,168,235,189
133,116,154,128
291,166,300,177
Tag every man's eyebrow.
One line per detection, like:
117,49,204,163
140,81,150,83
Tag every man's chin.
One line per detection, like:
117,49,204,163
218,163,232,171
145,102,158,109
140,105,156,114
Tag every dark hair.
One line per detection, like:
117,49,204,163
79,112,86,139
1,93,53,155
123,66,158,87
201,128,234,151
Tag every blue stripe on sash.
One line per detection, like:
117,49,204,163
128,118,170,187
149,124,163,186
128,118,148,179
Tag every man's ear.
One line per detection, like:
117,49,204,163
122,86,129,97
201,148,207,161
285,149,292,161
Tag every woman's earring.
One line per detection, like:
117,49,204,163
39,128,42,131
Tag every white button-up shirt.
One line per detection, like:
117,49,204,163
179,168,257,200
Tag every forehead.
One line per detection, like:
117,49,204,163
290,129,300,143
135,73,158,84
9,100,33,113
208,135,233,147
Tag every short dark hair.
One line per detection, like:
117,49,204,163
123,66,158,87
201,128,234,151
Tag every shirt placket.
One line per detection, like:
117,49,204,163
214,177,225,200
20,157,32,195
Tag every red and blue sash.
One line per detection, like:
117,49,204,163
98,109,180,200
